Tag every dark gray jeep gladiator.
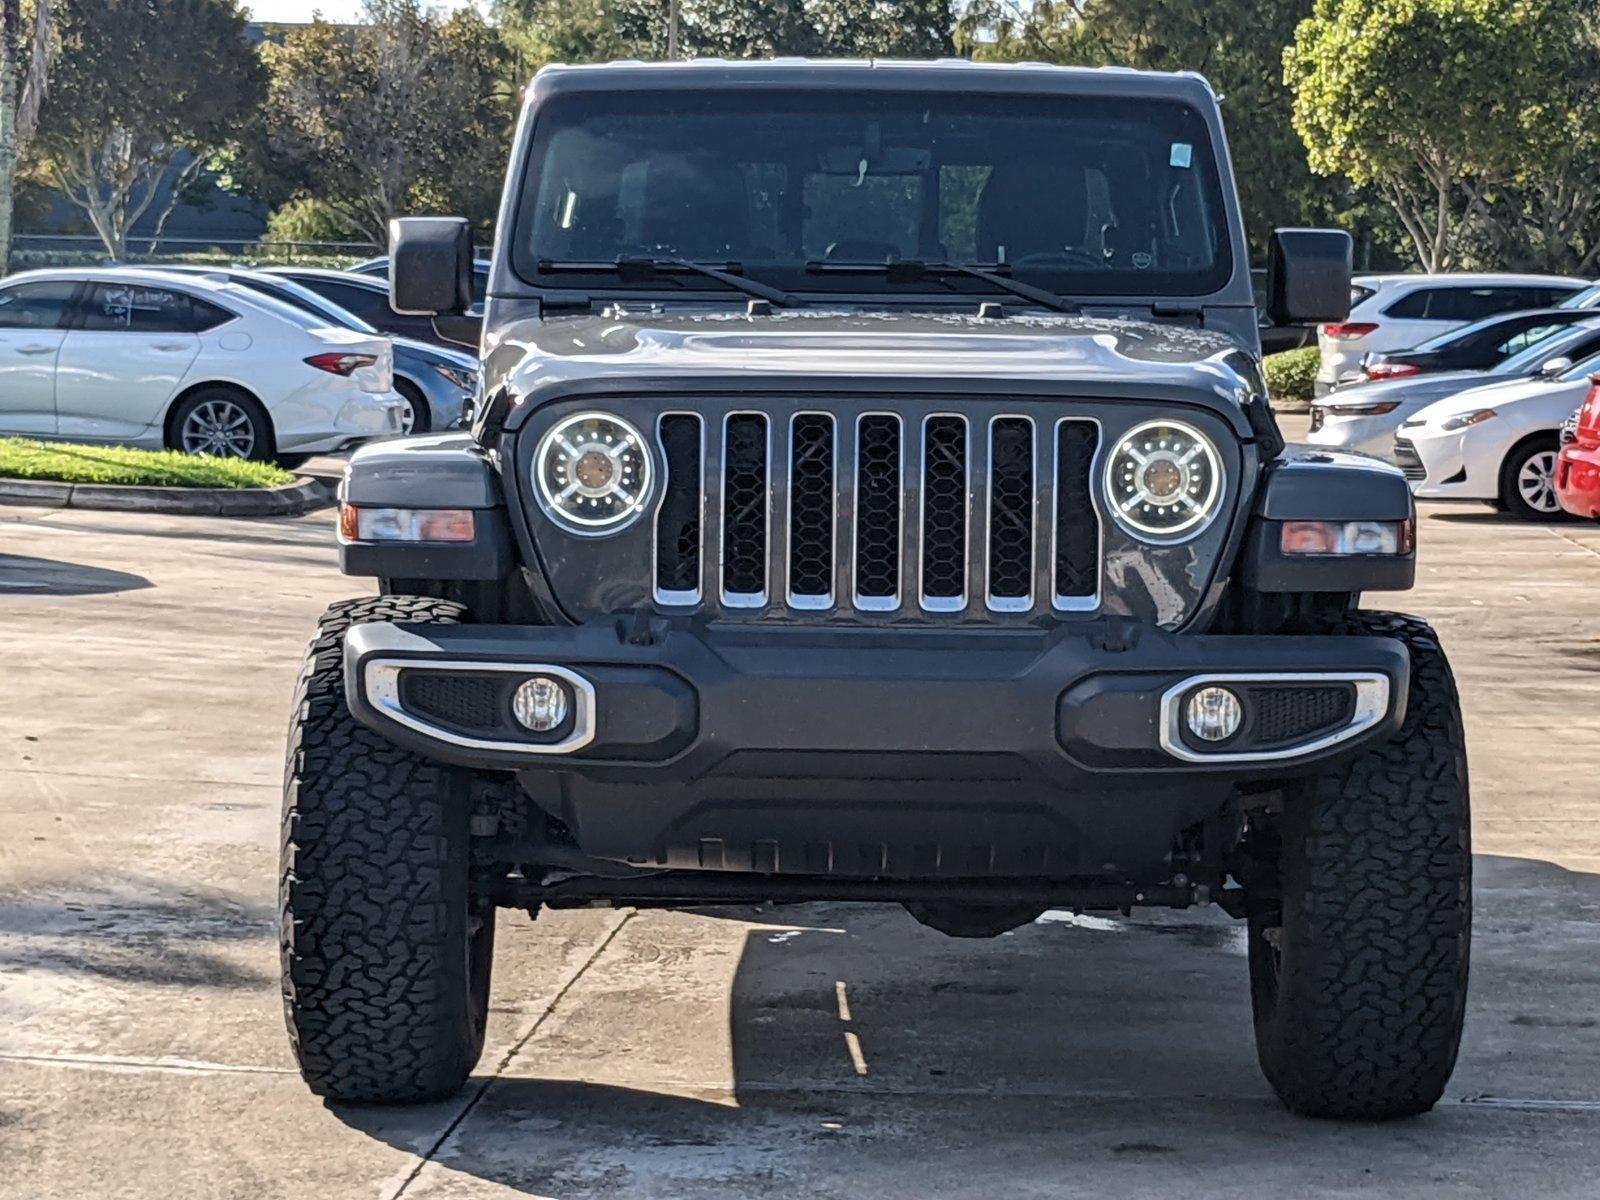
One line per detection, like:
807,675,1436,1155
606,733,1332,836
281,60,1470,1120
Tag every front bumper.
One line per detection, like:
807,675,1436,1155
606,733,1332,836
1306,410,1404,459
345,618,1406,778
1402,425,1495,500
343,619,1408,879
1558,441,1600,518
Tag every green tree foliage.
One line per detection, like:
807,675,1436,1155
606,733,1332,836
955,0,1347,257
497,0,954,69
255,0,514,246
1286,0,1590,271
28,0,264,259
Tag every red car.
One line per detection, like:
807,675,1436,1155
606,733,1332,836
1557,374,1600,518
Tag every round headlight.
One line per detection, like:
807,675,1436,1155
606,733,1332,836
1104,419,1223,541
534,412,653,535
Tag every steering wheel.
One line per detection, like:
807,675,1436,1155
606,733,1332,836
1010,249,1110,269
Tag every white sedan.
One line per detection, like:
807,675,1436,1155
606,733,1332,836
1395,351,1600,519
0,267,405,462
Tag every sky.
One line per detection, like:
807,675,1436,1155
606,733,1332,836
245,0,484,22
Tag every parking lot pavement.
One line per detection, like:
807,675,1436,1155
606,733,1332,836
5,436,1600,1198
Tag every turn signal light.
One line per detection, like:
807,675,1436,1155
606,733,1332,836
339,503,475,543
1281,519,1414,556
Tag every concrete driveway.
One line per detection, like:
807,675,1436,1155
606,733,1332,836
4,439,1600,1197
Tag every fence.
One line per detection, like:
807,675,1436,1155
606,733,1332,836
7,234,383,272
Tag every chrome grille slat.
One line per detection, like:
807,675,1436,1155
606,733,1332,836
653,402,1101,620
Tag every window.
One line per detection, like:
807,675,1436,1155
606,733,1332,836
77,283,231,333
515,89,1234,298
1496,324,1562,357
1389,285,1566,323
0,280,78,330
309,281,392,325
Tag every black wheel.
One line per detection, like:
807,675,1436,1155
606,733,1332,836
1498,434,1567,520
395,378,430,435
168,386,275,461
1247,611,1470,1120
281,595,494,1103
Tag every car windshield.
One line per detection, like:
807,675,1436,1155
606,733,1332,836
1411,313,1538,353
243,276,378,334
1558,284,1600,309
513,89,1233,298
1559,349,1600,382
1493,325,1600,375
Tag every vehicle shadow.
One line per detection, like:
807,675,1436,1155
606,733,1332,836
328,852,1600,1195
0,554,152,596
0,876,272,989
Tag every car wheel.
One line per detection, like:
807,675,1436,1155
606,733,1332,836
281,595,494,1103
169,387,274,461
1498,435,1567,520
1245,612,1470,1120
395,379,430,435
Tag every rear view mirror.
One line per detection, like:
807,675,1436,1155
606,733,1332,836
390,216,473,317
1266,228,1352,325
1539,356,1573,377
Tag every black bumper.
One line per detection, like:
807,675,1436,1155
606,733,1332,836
342,618,1407,880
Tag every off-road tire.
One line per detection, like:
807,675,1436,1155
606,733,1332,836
281,595,494,1103
1248,611,1470,1120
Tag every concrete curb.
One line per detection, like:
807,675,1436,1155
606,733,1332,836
0,474,334,517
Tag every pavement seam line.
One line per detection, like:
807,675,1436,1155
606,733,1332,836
384,907,636,1200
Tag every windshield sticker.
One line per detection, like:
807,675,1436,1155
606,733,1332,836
1169,142,1193,169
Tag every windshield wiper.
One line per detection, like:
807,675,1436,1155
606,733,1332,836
537,256,798,308
806,259,1080,314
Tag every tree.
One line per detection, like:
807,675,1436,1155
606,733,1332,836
27,0,263,259
1286,0,1585,271
956,0,1348,257
497,0,954,67
256,0,514,247
0,0,56,274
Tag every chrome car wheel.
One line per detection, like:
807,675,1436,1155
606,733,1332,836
396,394,416,435
180,399,258,458
1516,449,1560,514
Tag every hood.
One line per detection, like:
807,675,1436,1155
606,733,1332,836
486,307,1263,434
1411,374,1586,425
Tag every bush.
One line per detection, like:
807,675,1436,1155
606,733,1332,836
0,439,295,489
1265,346,1321,403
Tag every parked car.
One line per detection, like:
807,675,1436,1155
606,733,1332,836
289,59,1471,1123
1395,348,1600,518
261,267,451,346
351,254,492,306
158,267,478,433
0,267,403,461
1558,282,1600,309
1556,374,1600,518
1316,272,1589,394
1358,306,1597,383
1307,317,1600,458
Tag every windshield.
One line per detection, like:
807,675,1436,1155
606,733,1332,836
1412,313,1534,353
1558,284,1600,309
513,90,1234,298
1560,349,1600,382
1494,324,1600,375
243,276,378,333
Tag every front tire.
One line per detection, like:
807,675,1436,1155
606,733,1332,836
1499,435,1566,520
281,595,494,1103
395,379,430,435
1247,612,1470,1120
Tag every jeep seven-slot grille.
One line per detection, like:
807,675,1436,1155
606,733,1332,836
653,408,1100,618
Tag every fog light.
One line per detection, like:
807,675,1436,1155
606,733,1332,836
512,676,569,732
1186,686,1243,743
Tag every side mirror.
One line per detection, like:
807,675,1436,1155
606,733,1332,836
1539,356,1573,377
1266,228,1353,325
390,216,473,316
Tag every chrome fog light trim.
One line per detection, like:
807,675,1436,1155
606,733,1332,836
364,659,596,755
1158,672,1389,764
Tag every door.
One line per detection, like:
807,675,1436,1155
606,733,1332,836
54,282,211,441
0,279,78,435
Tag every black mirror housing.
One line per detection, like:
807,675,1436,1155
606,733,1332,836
1266,228,1352,326
390,217,473,316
